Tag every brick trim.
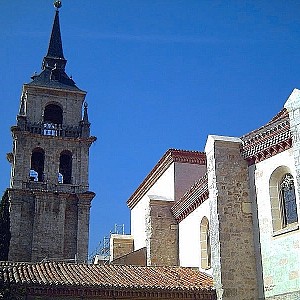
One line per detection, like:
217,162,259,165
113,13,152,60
240,108,292,165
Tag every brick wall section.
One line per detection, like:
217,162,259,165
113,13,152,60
205,135,258,300
146,200,178,266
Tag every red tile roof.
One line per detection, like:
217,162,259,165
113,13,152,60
0,262,215,298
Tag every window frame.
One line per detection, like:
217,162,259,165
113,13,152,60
269,166,299,235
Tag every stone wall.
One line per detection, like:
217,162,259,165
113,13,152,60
8,189,93,262
249,150,300,299
8,78,95,263
146,199,178,266
110,234,134,261
23,85,86,126
265,291,300,299
205,135,258,300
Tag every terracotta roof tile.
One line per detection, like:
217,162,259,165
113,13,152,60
0,262,213,292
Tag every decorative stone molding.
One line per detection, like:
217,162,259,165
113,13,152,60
240,109,292,165
171,174,209,222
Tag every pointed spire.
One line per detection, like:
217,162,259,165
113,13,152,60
19,92,26,116
83,102,89,123
29,1,80,90
42,1,66,70
80,102,91,138
47,10,64,59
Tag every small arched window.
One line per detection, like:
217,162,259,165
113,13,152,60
59,150,72,184
200,217,211,270
269,166,299,232
30,148,45,182
279,173,298,227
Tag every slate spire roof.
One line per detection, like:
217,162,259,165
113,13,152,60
43,9,65,69
28,3,82,91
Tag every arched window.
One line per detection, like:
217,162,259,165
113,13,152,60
200,217,211,270
43,104,63,136
44,104,63,125
269,166,299,232
59,150,72,184
280,173,298,227
30,148,45,182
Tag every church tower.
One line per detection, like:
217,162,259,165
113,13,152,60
6,1,96,262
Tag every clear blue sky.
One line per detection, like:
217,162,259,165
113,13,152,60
1,0,300,254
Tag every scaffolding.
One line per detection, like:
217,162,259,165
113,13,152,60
88,224,125,264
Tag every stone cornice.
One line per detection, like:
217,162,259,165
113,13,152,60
127,149,206,209
240,108,292,165
11,128,97,145
171,174,209,222
23,83,87,95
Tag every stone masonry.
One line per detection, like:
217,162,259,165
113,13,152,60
146,199,178,266
110,234,134,262
6,8,96,263
205,135,258,300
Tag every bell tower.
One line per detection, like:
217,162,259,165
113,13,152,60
7,1,96,262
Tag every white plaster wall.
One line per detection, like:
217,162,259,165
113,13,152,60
131,195,149,251
178,198,213,275
147,163,175,200
131,163,175,250
252,149,300,297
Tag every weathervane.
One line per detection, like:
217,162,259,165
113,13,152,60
54,1,62,10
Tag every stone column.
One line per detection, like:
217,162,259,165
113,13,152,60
8,190,34,262
284,88,300,198
76,192,94,262
145,199,178,266
205,135,258,300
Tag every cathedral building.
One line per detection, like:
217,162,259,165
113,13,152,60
1,1,300,300
0,3,215,300
121,97,300,300
5,1,96,263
